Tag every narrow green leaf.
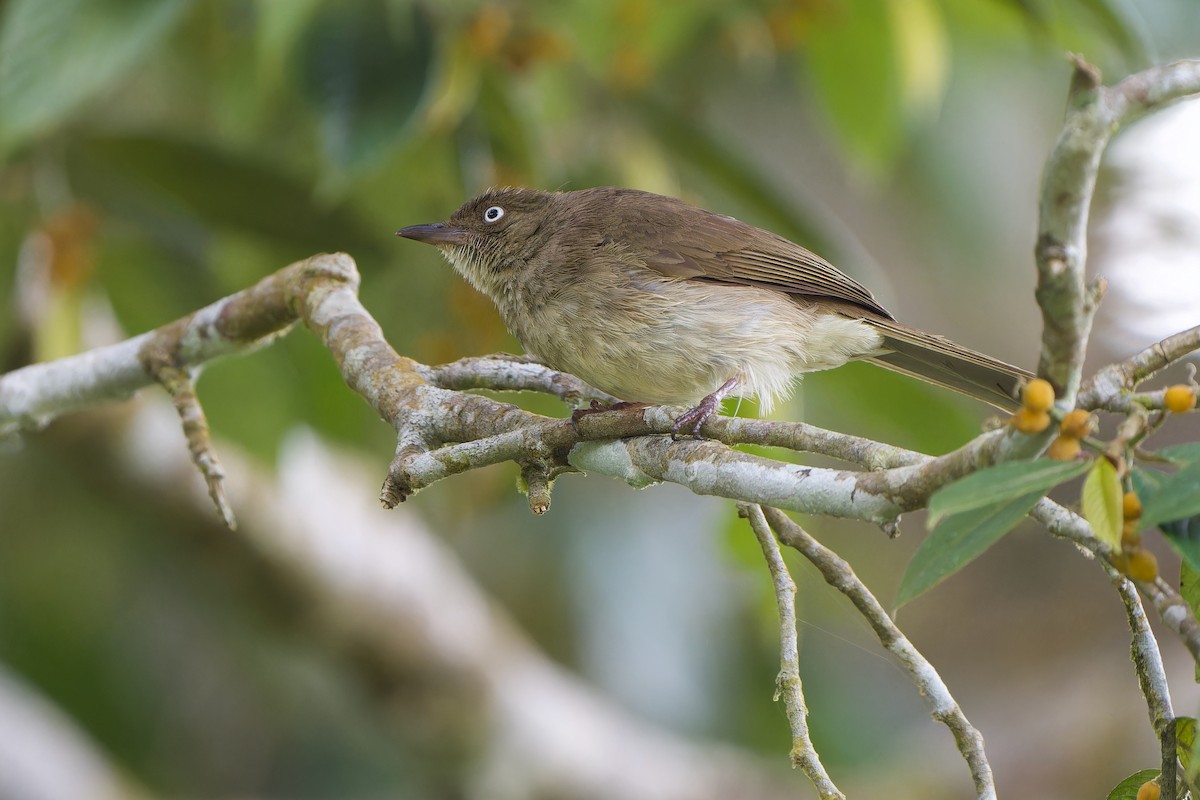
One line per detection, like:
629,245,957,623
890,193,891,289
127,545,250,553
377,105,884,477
1182,565,1200,678
75,135,384,259
1143,460,1200,528
805,0,904,172
1105,769,1158,800
1160,443,1200,466
1178,717,1197,771
1082,458,1123,549
297,1,434,176
897,490,1043,606
1160,514,1200,577
0,0,190,152
1189,714,1200,788
927,459,1089,529
1132,466,1166,498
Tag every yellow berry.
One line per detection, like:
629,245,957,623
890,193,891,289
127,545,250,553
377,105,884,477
1046,435,1081,460
1022,378,1056,413
1123,491,1143,521
1137,778,1161,800
1121,519,1142,551
1059,409,1093,440
1011,408,1051,434
1165,384,1197,413
1125,548,1159,583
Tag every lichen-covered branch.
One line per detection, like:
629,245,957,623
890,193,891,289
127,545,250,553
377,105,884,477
760,507,996,800
1035,57,1200,402
741,504,842,799
1078,323,1200,412
1030,498,1200,664
1115,574,1176,797
0,259,300,436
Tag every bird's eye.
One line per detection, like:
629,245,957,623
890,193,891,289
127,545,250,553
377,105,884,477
483,206,505,223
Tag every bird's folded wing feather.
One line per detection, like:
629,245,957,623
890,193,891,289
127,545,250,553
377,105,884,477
632,210,894,319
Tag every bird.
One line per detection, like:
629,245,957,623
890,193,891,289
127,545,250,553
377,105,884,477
396,187,1032,435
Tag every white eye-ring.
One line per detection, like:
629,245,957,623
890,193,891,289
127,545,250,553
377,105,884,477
483,206,505,223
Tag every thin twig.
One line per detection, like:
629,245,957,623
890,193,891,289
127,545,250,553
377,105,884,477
1030,498,1200,666
1114,572,1176,795
1078,323,1200,412
760,507,996,800
740,504,843,800
145,362,235,528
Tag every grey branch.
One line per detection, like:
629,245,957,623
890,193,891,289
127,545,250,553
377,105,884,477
741,504,842,799
1078,323,1200,412
1035,57,1200,402
1115,574,1176,796
761,507,996,800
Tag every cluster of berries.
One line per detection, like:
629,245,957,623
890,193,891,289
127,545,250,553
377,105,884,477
1007,378,1200,585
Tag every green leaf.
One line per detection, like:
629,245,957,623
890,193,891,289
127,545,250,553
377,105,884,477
1178,716,1197,771
1143,460,1200,529
1182,563,1200,681
1160,513,1200,577
1105,769,1158,800
1082,458,1123,549
0,0,190,153
804,0,903,172
74,134,384,261
1132,466,1167,497
1160,442,1200,467
927,459,1090,529
1133,465,1200,572
297,0,434,177
805,0,948,173
897,490,1043,606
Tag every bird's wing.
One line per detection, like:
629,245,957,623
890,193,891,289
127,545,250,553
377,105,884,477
633,208,894,320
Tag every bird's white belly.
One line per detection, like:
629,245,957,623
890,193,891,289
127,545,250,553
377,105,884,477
510,279,884,412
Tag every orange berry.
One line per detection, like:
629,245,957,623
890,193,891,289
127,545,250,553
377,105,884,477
1022,378,1055,413
1125,548,1159,582
1165,384,1197,413
1122,491,1143,520
1059,409,1093,440
1046,435,1081,460
1011,408,1051,434
1137,778,1161,800
1121,519,1142,551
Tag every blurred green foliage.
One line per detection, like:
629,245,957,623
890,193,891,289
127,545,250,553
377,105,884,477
0,0,1196,797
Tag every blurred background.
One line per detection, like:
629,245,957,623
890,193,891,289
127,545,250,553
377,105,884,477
1,1,1199,798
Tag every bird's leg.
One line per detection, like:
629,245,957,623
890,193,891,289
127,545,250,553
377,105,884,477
570,399,650,428
671,377,739,439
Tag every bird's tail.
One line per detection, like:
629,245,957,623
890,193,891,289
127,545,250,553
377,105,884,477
861,318,1032,412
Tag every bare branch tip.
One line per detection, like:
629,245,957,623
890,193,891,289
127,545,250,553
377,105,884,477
519,460,554,516
379,463,412,509
142,358,238,529
210,481,238,530
1067,53,1102,96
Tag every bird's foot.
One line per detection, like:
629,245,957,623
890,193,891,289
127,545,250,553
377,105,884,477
670,377,739,440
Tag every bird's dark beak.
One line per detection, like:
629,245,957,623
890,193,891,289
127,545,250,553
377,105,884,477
395,222,467,246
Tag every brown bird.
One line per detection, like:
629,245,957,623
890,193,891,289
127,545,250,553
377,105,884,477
397,187,1031,435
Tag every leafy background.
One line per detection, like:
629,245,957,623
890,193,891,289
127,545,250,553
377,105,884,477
1,0,1199,797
